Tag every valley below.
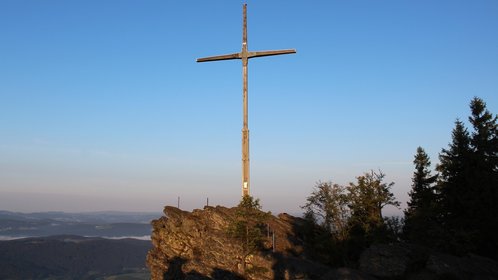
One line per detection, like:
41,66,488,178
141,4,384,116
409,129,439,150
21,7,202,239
0,210,159,279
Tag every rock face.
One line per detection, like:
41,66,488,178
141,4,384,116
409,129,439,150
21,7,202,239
146,205,369,280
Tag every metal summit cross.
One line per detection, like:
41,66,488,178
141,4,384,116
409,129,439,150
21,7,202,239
197,4,296,197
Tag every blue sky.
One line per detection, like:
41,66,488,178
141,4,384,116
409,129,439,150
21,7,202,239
1,1,497,215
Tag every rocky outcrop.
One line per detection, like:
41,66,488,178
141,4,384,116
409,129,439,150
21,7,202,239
146,205,369,280
147,205,498,280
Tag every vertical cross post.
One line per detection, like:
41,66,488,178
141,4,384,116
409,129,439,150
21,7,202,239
241,4,250,197
197,4,296,197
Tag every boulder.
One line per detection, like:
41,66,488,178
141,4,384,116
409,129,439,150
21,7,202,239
426,253,498,280
359,243,498,280
359,244,413,279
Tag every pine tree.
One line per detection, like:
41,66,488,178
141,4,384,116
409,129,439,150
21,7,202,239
469,97,498,167
467,97,498,258
404,147,438,245
437,98,498,258
436,120,474,254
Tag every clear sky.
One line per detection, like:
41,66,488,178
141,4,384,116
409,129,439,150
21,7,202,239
1,1,497,215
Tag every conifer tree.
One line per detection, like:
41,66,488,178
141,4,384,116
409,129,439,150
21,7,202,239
467,97,498,258
437,98,498,258
469,97,498,167
436,120,473,254
404,147,438,245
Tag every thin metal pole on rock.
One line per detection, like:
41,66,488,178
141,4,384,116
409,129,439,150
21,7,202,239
272,232,275,252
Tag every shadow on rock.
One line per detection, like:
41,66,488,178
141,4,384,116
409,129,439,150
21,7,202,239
162,256,244,280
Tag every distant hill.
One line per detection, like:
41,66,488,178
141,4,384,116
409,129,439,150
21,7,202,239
0,210,161,239
0,210,161,224
0,235,151,279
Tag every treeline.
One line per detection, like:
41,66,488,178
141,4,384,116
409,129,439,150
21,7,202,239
404,97,498,259
301,97,498,265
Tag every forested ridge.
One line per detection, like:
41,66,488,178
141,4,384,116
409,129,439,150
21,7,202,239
0,235,151,279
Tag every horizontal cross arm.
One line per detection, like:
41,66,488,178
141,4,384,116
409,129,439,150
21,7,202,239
197,52,241,62
248,49,296,59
